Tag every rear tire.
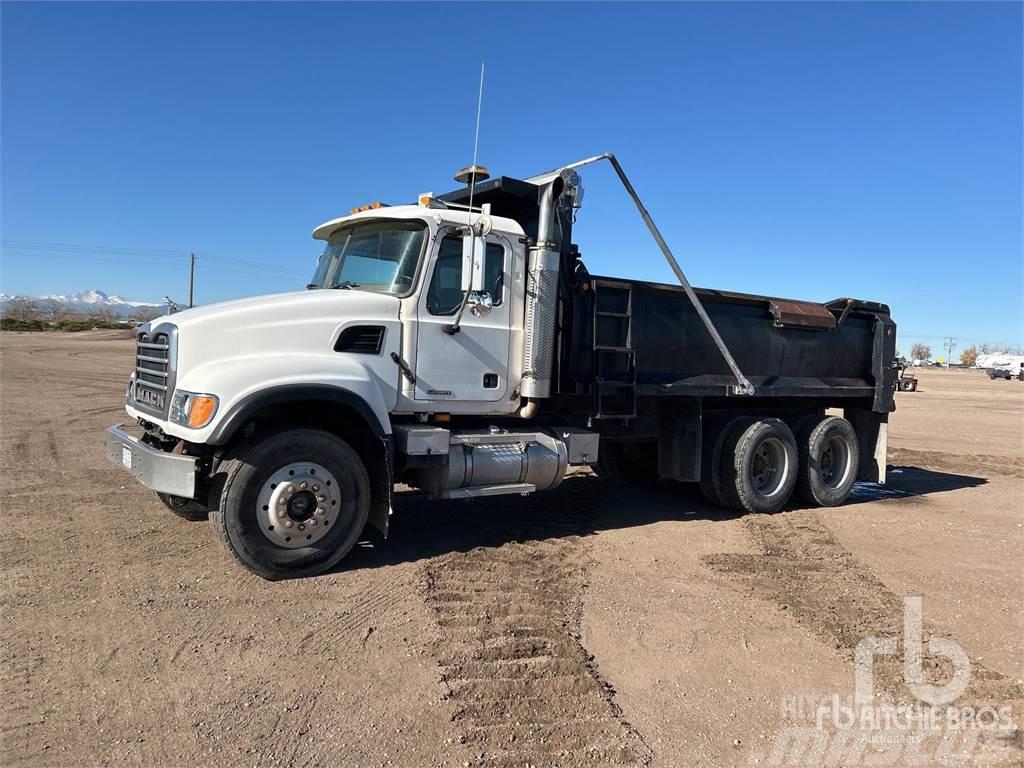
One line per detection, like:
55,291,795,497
210,429,370,580
594,442,659,486
155,492,208,521
720,418,798,514
795,416,859,507
699,416,753,507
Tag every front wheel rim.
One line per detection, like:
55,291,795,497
256,462,341,549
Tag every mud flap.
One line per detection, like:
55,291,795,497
847,409,888,485
656,400,702,481
367,435,393,538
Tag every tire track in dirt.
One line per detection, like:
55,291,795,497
705,513,1023,754
296,570,409,651
423,475,651,768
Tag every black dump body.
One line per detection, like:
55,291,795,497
439,175,897,424
563,277,897,418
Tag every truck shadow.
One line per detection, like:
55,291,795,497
339,464,986,573
844,464,986,504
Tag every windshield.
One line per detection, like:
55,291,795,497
310,219,427,294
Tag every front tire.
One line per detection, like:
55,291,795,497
210,429,370,580
155,492,208,521
720,418,798,514
795,416,859,507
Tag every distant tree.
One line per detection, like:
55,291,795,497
910,343,931,362
130,306,163,323
87,306,118,323
981,343,1013,354
960,346,978,367
37,299,69,323
2,297,41,320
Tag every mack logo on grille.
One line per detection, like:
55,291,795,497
134,328,172,414
137,387,164,409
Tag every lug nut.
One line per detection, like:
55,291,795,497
309,519,318,527
317,495,326,502
316,507,325,515
279,497,287,505
298,524,305,531
300,482,308,489
284,520,293,528
312,485,319,492
287,485,295,494
277,509,287,518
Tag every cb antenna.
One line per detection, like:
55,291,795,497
468,60,484,216
444,61,487,335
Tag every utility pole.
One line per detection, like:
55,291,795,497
944,336,956,369
188,253,196,308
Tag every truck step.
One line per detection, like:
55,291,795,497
445,482,537,499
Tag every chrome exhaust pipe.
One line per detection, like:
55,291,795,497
521,176,565,400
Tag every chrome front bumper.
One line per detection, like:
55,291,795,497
105,425,198,498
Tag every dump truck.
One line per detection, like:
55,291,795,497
106,153,897,579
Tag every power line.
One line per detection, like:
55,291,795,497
0,239,311,281
943,336,956,369
1,239,311,275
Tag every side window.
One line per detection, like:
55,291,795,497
426,236,505,316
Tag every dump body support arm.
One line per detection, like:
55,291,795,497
530,152,755,396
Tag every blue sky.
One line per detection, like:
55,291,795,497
2,2,1021,353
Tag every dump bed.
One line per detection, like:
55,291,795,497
566,276,897,415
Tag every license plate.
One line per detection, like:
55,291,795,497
122,446,132,469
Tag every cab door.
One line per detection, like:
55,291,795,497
414,232,511,403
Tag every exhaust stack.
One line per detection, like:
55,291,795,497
521,174,569,399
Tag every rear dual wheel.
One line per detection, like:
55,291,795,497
701,415,859,513
794,416,859,507
718,418,799,514
594,441,659,486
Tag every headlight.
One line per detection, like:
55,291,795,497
170,390,219,429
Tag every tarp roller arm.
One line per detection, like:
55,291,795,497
530,152,755,396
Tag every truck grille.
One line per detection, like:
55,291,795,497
134,329,172,414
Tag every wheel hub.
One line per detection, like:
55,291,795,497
820,436,852,490
821,446,835,482
256,462,340,549
750,437,788,497
287,490,318,522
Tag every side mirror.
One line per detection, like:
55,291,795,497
461,233,486,292
467,291,493,318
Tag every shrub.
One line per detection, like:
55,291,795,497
0,317,47,332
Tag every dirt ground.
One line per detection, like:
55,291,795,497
1,332,1021,768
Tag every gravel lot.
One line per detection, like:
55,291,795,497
2,331,1021,767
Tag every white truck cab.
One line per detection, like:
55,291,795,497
123,203,530,446
108,175,586,579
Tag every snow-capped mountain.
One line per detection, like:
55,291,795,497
0,289,163,314
43,289,161,310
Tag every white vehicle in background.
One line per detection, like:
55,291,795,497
976,353,1024,380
